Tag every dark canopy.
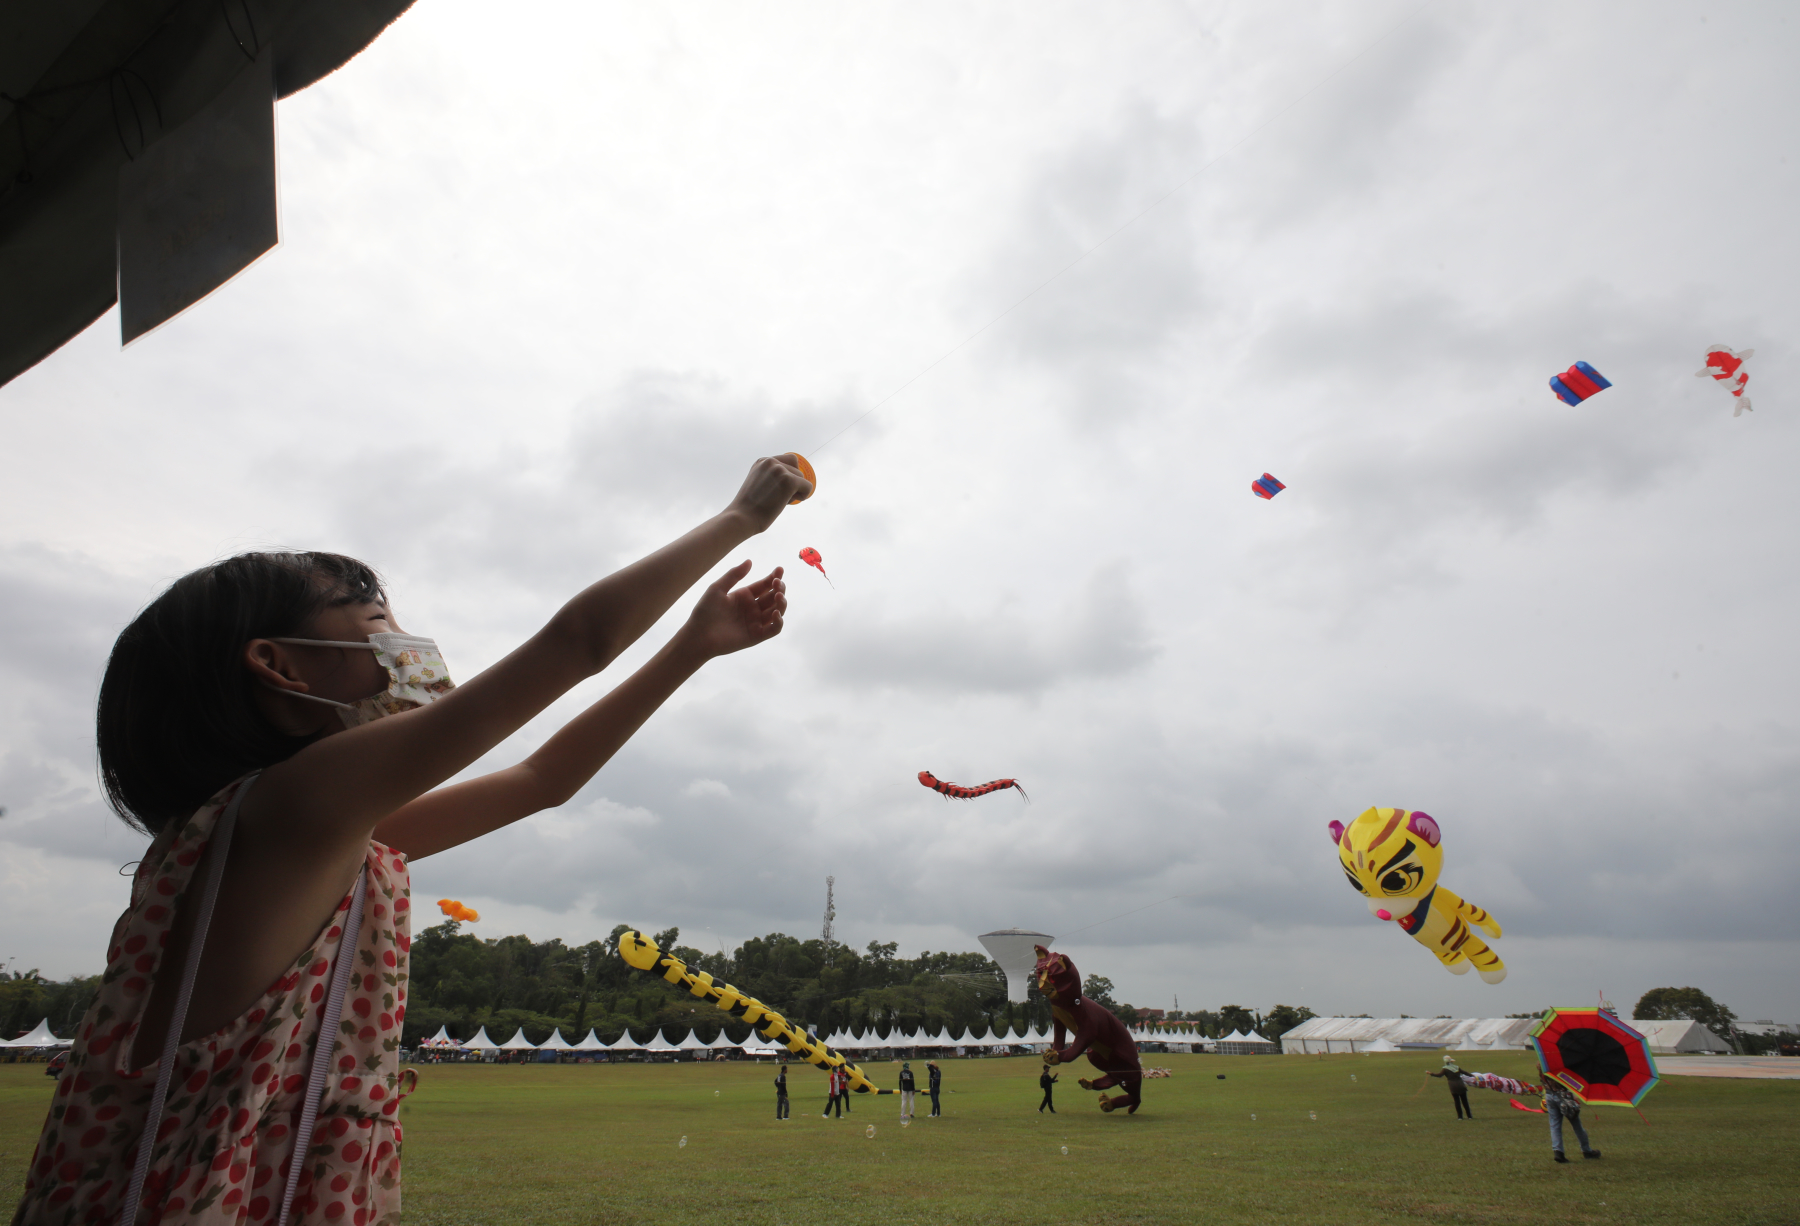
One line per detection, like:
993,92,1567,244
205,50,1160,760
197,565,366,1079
0,0,415,389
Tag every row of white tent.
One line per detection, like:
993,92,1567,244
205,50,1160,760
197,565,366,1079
417,1023,1272,1054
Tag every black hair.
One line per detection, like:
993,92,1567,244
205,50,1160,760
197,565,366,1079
97,551,385,836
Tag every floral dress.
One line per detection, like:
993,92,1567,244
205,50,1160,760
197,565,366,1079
11,776,414,1226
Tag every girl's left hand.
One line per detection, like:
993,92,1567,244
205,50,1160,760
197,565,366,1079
680,561,787,659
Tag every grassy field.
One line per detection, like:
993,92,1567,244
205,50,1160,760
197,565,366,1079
4,1051,1796,1224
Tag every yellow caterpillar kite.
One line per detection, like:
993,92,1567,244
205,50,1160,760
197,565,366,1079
1330,808,1506,983
618,929,895,1094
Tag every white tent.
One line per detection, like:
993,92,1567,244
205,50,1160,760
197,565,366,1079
538,1029,574,1051
1359,1036,1399,1053
419,1026,463,1049
570,1029,608,1051
677,1030,711,1052
498,1028,538,1051
608,1029,646,1052
708,1030,742,1052
2,1020,70,1049
1630,1018,1731,1054
464,1026,500,1051
642,1029,682,1053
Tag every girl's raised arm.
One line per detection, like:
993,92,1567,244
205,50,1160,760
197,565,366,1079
245,453,810,848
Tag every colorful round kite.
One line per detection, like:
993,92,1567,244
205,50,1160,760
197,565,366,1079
1251,473,1285,500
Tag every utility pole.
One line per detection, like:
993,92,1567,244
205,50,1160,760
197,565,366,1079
820,875,836,967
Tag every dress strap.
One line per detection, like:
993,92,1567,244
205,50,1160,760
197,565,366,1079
120,771,261,1226
279,861,368,1226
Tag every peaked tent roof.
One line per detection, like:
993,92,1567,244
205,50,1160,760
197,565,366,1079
707,1030,742,1050
641,1029,682,1052
464,1026,500,1050
538,1029,574,1051
2,1019,68,1048
677,1030,711,1050
1629,1018,1731,1054
608,1030,645,1051
498,1027,538,1050
570,1029,608,1051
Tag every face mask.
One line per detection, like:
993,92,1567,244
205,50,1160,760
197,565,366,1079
269,632,455,728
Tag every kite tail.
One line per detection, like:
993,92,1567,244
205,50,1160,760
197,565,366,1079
618,929,894,1095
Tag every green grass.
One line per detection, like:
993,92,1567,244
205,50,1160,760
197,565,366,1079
5,1052,1796,1224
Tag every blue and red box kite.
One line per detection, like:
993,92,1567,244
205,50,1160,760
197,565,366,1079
1251,473,1285,500
1549,361,1611,406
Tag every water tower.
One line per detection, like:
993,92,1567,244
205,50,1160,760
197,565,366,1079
978,928,1055,1004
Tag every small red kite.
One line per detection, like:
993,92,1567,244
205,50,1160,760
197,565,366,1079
798,547,833,587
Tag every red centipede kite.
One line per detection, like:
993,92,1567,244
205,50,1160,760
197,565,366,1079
918,770,1029,801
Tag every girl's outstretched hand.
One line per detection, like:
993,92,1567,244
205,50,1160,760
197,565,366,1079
729,455,813,533
679,561,787,659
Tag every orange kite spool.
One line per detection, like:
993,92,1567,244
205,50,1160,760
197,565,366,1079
790,453,816,503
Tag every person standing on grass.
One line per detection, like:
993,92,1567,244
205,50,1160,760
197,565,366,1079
776,1061,791,1120
1039,1064,1058,1112
1428,1055,1474,1119
824,1066,843,1118
1541,1076,1601,1163
927,1061,943,1117
839,1065,852,1116
9,456,809,1226
898,1061,917,1120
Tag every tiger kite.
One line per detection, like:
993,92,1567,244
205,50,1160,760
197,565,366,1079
1329,807,1506,982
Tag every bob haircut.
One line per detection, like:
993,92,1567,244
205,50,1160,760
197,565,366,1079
97,551,385,836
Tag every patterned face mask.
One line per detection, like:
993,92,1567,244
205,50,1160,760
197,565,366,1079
269,632,455,728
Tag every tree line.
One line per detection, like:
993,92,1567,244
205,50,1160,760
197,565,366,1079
6,934,1769,1055
401,923,1320,1048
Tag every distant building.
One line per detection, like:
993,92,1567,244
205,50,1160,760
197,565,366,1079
1741,1020,1798,1037
1136,1008,1166,1021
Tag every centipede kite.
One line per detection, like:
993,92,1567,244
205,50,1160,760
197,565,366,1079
617,929,895,1094
918,771,1028,801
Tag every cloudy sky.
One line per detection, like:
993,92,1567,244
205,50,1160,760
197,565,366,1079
3,0,1797,1025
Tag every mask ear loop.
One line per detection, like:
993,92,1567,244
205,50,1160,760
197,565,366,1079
263,638,384,711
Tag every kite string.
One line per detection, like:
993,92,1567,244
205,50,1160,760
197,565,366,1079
1057,893,1197,939
807,0,1433,455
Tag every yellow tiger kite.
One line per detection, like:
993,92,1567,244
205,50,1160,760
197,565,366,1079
1330,807,1505,983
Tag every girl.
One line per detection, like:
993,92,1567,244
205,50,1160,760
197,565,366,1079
12,455,811,1226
